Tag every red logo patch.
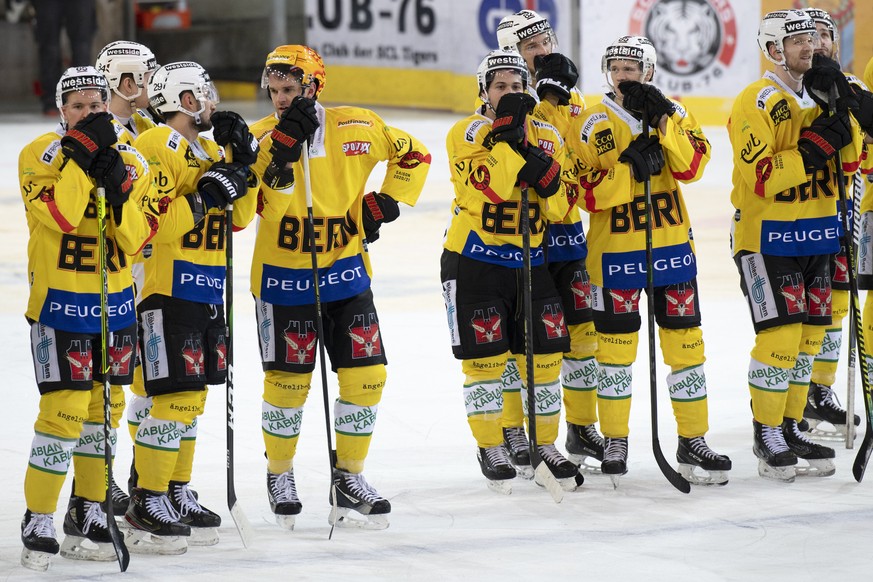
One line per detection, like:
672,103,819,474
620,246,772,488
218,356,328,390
108,334,134,377
283,320,316,365
808,277,831,317
608,289,641,314
181,338,205,376
471,307,502,344
342,141,371,156
665,283,696,317
398,150,431,169
348,314,382,359
538,139,555,155
570,270,591,310
541,304,567,339
66,339,92,381
779,274,806,315
470,165,491,191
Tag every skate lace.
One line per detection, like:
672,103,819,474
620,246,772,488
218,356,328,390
581,424,605,447
504,427,528,454
818,385,847,413
146,493,182,524
484,445,512,468
603,438,628,462
761,424,790,454
110,480,128,503
786,420,815,445
271,471,299,503
341,472,384,504
536,443,568,465
80,500,108,535
687,436,720,460
23,513,56,539
172,483,205,517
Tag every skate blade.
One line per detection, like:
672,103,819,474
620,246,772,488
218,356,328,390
124,528,188,555
512,464,535,480
20,548,54,571
485,478,513,495
328,507,389,530
678,464,729,486
795,458,836,478
567,453,603,474
274,514,296,531
59,535,116,562
187,526,219,546
757,459,796,483
806,419,853,442
607,473,622,489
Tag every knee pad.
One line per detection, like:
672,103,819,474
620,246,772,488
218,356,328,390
85,382,125,428
659,327,705,371
750,324,803,368
800,324,827,357
462,353,509,383
568,321,597,358
150,391,206,425
338,364,386,407
35,389,92,439
596,331,638,366
831,289,849,322
264,369,311,409
515,352,563,385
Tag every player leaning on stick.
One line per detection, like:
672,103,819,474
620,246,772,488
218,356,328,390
564,36,730,486
442,49,580,495
494,10,604,476
18,66,154,571
248,45,430,530
127,61,260,553
729,9,864,482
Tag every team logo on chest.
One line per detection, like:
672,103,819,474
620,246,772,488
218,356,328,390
470,307,502,344
665,283,696,317
108,334,135,376
541,304,567,338
779,274,806,315
807,277,831,317
349,314,382,359
283,320,316,365
608,289,641,314
66,339,93,381
570,270,592,310
181,337,205,376
342,141,371,156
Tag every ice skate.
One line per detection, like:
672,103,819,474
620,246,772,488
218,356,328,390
602,437,628,489
20,510,58,571
169,481,221,546
329,469,391,530
803,382,861,440
502,426,534,479
536,444,583,491
124,487,189,555
476,445,516,495
267,469,302,530
110,477,130,527
565,422,604,473
753,421,797,482
58,496,115,562
782,418,836,477
676,436,731,486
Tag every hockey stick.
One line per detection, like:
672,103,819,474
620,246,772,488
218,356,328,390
301,145,340,535
520,184,564,503
96,183,130,571
825,90,873,480
846,172,863,448
641,126,690,494
224,152,254,548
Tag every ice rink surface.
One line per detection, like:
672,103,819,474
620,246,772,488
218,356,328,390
0,102,871,580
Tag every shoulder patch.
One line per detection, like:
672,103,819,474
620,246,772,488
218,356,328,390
580,112,608,143
117,142,150,172
769,98,791,126
756,86,779,110
166,130,182,152
41,140,61,165
336,118,374,128
464,119,487,143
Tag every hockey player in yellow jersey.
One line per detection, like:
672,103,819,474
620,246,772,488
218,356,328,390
730,10,864,481
94,38,160,517
249,45,430,530
126,61,260,553
494,9,603,476
443,49,581,494
18,66,155,570
565,35,731,486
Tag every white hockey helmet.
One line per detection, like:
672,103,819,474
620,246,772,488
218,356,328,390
496,10,554,52
757,10,816,66
601,35,658,80
55,66,111,109
805,8,839,46
148,61,218,121
96,40,158,99
476,49,530,94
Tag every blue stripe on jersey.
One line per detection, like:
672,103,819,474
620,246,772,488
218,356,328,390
546,223,588,263
601,242,697,289
260,255,371,306
171,261,225,304
759,216,841,256
40,288,136,333
461,231,544,268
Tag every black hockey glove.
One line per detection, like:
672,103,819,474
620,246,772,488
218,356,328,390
270,96,319,165
618,134,665,182
61,112,117,172
517,144,561,199
797,111,853,171
850,85,873,134
803,54,855,114
534,53,578,106
262,162,295,191
197,161,250,211
211,111,260,166
484,92,536,149
362,191,400,243
89,147,132,207
618,81,675,128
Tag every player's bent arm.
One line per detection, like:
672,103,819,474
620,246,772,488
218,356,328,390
375,125,431,207
658,110,711,184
